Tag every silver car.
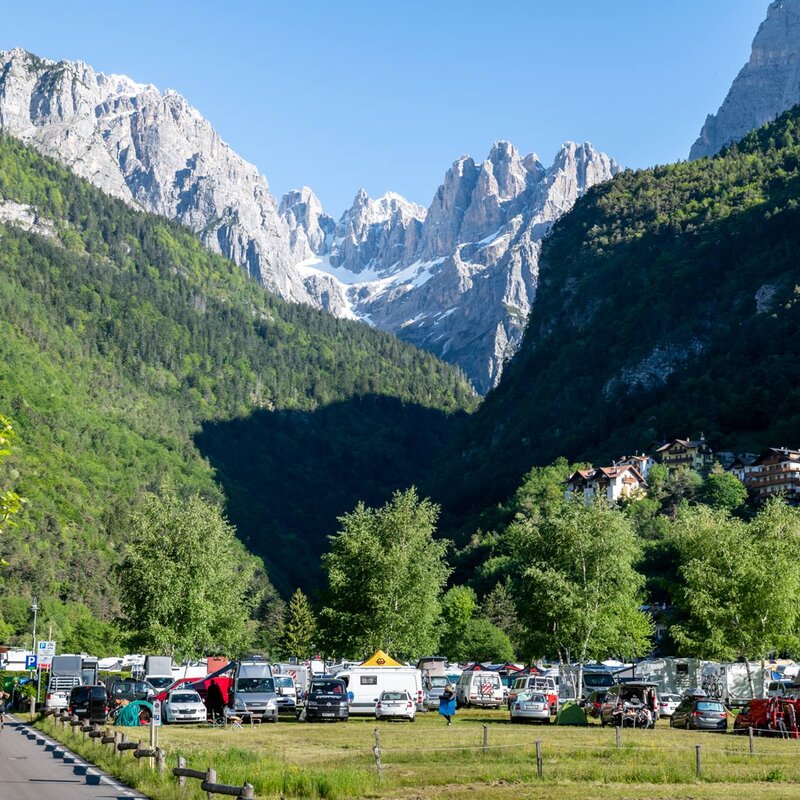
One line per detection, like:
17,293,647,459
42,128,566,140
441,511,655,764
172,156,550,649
375,690,416,722
163,689,206,724
510,691,551,724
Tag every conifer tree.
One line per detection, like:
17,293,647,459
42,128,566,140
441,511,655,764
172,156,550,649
283,589,316,657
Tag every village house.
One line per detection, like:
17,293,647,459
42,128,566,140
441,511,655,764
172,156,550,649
655,435,714,475
738,447,800,500
614,453,656,479
564,465,648,504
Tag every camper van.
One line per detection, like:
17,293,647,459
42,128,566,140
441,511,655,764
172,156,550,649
456,669,504,709
228,661,278,722
336,667,423,715
45,655,84,711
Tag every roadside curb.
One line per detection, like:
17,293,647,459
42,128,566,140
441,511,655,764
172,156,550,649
10,715,149,798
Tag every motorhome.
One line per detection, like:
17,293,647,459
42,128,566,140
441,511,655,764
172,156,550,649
455,668,504,709
336,666,423,715
143,655,174,691
45,655,83,710
614,658,705,697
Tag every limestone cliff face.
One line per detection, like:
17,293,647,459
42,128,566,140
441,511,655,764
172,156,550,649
691,0,800,159
0,49,302,300
289,141,620,393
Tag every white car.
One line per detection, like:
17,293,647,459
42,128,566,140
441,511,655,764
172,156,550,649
510,691,551,724
375,690,416,722
163,689,207,724
658,693,682,718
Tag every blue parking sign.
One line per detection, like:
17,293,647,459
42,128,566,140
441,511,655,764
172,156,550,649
25,655,37,671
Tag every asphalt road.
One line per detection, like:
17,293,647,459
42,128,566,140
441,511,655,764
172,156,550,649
0,716,147,800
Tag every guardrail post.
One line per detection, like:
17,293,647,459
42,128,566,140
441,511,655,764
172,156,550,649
155,747,166,773
695,744,702,778
536,739,543,778
749,726,755,754
117,732,125,757
177,755,186,788
482,724,488,753
205,767,216,800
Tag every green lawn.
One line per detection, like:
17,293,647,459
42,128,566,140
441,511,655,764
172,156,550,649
35,709,800,799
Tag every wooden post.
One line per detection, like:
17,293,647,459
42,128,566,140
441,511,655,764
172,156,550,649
241,783,255,799
482,724,488,753
615,726,621,749
155,747,166,773
206,767,217,800
136,741,142,768
373,727,383,784
536,739,543,778
177,755,187,788
749,726,755,755
114,731,122,757
695,744,702,778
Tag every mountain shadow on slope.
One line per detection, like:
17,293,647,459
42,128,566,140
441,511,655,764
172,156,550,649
429,106,800,539
195,395,465,596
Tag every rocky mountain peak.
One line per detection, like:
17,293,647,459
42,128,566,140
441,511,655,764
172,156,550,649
280,186,334,262
690,0,800,159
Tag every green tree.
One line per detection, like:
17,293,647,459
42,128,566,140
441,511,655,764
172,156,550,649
461,618,515,663
513,498,652,697
117,487,259,659
321,488,450,659
438,586,478,661
697,463,748,511
283,589,317,657
0,414,24,541
669,500,800,696
481,579,520,650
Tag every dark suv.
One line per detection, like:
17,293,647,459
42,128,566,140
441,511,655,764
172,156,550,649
301,678,349,722
68,685,109,722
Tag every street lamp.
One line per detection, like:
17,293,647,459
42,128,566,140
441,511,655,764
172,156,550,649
31,596,38,654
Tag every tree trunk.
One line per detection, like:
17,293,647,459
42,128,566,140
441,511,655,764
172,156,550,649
577,661,584,701
760,656,767,699
743,652,755,699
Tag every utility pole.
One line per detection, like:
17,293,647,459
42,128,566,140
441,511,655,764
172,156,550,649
30,596,38,715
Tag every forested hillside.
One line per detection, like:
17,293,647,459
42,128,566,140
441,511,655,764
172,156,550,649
433,106,800,528
0,134,475,620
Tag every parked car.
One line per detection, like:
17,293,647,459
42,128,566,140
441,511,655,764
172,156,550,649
302,678,349,722
375,690,416,722
109,679,155,705
273,674,298,714
510,691,551,724
508,675,558,713
583,690,608,719
670,698,728,731
658,693,682,718
599,682,659,728
163,689,207,724
228,662,278,723
68,685,109,723
423,675,450,710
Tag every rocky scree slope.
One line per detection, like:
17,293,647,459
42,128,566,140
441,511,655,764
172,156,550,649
285,141,620,393
691,0,800,159
432,107,800,526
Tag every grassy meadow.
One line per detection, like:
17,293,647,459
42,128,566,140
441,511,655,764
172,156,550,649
33,708,800,799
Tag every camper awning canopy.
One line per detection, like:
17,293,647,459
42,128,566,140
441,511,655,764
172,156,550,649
360,650,403,668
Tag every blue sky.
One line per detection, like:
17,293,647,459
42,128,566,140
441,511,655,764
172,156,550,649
2,0,769,216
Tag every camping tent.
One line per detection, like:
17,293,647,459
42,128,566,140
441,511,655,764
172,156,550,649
556,701,588,726
360,650,403,668
115,700,153,727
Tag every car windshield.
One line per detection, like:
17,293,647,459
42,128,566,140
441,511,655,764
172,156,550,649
238,677,275,693
311,681,345,694
697,701,724,712
585,673,615,687
171,692,201,703
148,677,173,689
519,692,546,702
71,688,89,702
274,676,294,689
382,692,407,701
430,677,448,688
89,687,107,700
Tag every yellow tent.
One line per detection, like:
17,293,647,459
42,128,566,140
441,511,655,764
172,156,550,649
360,649,403,668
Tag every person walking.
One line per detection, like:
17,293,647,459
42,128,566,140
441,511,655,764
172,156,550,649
439,683,456,726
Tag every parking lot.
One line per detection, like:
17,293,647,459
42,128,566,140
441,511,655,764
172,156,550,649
37,708,800,800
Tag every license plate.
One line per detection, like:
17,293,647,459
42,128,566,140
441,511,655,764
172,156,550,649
321,713,335,717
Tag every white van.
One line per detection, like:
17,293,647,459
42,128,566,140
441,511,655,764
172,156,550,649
336,667,423,715
456,670,504,709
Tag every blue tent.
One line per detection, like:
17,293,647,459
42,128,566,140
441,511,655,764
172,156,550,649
115,700,153,727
